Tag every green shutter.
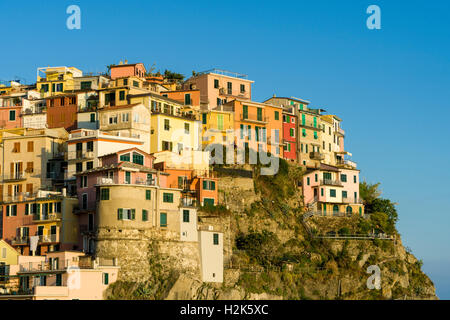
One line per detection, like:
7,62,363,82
257,108,262,121
248,125,251,140
118,208,123,220
202,113,207,124
183,210,189,223
104,273,109,285
275,111,279,120
146,190,151,200
240,124,244,139
243,105,248,119
131,209,136,220
160,213,167,227
213,233,219,245
302,114,305,125
25,204,29,215
255,127,259,142
203,181,207,189
211,181,215,190
142,210,148,221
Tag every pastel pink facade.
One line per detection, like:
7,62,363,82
110,63,146,80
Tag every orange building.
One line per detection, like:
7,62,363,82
224,99,284,158
109,62,146,80
46,94,78,131
161,89,201,109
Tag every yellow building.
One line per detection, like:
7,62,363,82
0,239,20,266
200,108,234,149
36,66,83,98
98,76,149,107
128,93,201,154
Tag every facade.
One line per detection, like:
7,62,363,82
0,251,119,300
46,94,78,131
1,192,79,256
183,69,254,110
0,128,68,203
0,239,19,266
302,163,364,216
224,99,283,157
282,105,297,162
265,96,322,167
65,129,144,185
36,66,83,98
198,229,223,283
161,89,201,110
98,103,151,153
109,62,146,80
200,107,235,150
0,92,24,129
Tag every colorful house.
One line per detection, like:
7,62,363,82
282,105,297,162
183,69,254,110
46,94,78,131
36,66,83,98
109,62,146,80
200,107,234,149
302,163,364,216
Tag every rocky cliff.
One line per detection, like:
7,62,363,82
106,161,437,300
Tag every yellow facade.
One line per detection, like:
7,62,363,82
0,239,19,265
36,67,83,98
201,109,234,148
320,115,335,165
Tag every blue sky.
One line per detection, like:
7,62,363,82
1,0,449,299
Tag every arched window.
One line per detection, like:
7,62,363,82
346,206,352,216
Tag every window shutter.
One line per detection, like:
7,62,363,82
131,209,136,220
203,181,207,189
117,208,123,220
211,181,215,190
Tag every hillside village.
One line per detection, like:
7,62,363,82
0,62,435,300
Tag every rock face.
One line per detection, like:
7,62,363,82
103,165,438,300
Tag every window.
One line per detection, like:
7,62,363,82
257,108,262,121
86,161,93,170
217,98,222,106
82,194,88,210
81,176,88,188
56,274,62,286
330,189,336,198
243,105,248,119
80,81,91,90
290,128,295,137
133,81,139,88
56,83,63,92
321,188,324,196
86,141,94,152
342,191,348,198
117,208,135,220
247,125,251,140
227,82,232,94
125,171,131,184
26,162,34,173
103,273,109,285
315,174,318,182
119,90,125,100
27,141,34,152
204,198,215,206
299,103,303,110
214,79,219,88
90,113,96,123
323,172,332,180
109,115,117,124
76,162,83,173
240,84,245,93
162,141,172,151
121,113,129,123
202,113,207,124
123,79,128,86
213,233,219,245
132,153,144,165
184,94,191,105
142,210,148,222
203,180,216,190
354,175,357,183
100,188,110,200
163,193,174,203
314,131,318,139
183,210,189,223
160,213,167,227
120,153,130,162
302,129,306,137
164,119,170,131
341,174,347,182
274,111,279,120
184,123,190,134
307,177,310,185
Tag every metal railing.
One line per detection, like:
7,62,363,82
38,234,59,243
66,150,95,160
309,152,325,160
11,236,29,245
240,114,269,123
19,259,71,272
342,197,364,204
180,198,198,207
96,176,156,186
320,179,343,187
32,213,62,222
2,173,26,181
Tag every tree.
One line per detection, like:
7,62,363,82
359,181,381,205
370,198,398,224
163,69,184,82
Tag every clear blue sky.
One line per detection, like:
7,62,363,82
1,0,449,299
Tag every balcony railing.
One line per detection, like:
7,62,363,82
38,234,59,243
96,176,156,186
32,213,62,222
299,121,320,130
342,197,364,204
240,115,269,124
309,152,325,160
180,198,198,207
11,236,29,245
19,259,71,273
336,159,357,169
2,173,26,181
320,179,343,187
66,150,95,161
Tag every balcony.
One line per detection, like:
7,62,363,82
19,259,71,273
342,197,364,204
180,197,198,207
96,176,157,187
32,213,62,222
299,121,321,131
337,128,345,136
309,152,325,160
66,150,95,161
240,115,268,124
320,179,343,187
336,159,357,169
38,233,59,244
11,236,29,245
2,173,26,182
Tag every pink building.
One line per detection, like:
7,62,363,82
183,69,254,110
109,62,146,80
0,94,23,129
302,163,364,216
